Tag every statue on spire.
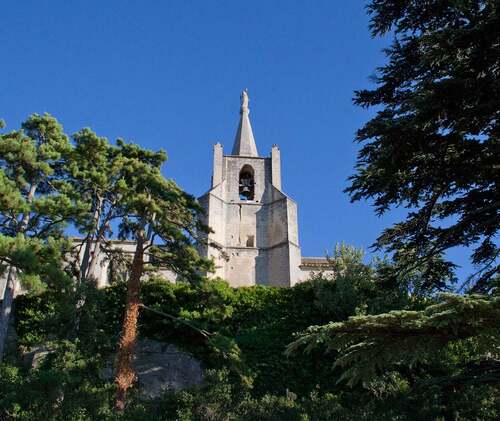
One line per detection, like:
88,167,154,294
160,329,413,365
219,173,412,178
240,89,249,113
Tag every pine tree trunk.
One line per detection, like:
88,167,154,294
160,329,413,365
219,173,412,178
114,232,146,410
74,232,103,332
86,238,102,286
0,183,37,361
0,267,17,361
79,195,102,283
73,196,104,336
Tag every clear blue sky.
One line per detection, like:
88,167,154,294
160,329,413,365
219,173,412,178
0,1,470,278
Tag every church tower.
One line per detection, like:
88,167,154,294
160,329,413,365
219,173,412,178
198,90,303,287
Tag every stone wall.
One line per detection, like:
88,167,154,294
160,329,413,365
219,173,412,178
71,238,178,286
197,142,308,287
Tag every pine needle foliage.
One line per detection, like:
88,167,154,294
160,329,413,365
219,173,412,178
346,0,500,291
0,114,74,360
287,292,500,387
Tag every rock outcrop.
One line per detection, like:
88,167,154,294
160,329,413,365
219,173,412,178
101,339,204,398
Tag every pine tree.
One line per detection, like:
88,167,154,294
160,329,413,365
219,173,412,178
346,0,500,291
287,292,500,388
64,129,139,333
112,141,212,409
289,2,500,407
67,128,117,285
0,114,72,360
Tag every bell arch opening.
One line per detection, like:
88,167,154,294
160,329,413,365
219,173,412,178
239,164,255,200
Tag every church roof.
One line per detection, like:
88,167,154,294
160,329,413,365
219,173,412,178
231,89,259,157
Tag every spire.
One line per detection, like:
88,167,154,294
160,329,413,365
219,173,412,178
231,89,258,156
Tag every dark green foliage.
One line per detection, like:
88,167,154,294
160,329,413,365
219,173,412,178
0,344,117,420
310,244,410,319
126,278,339,395
287,293,500,386
0,113,73,239
0,236,72,294
0,111,216,409
346,0,500,292
7,244,493,420
3,271,498,420
280,2,500,418
0,114,75,360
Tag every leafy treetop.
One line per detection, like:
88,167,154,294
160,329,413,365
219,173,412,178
346,0,500,292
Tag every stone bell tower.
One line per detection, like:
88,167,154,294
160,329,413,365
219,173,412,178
198,90,303,287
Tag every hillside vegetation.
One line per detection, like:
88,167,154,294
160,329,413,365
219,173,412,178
2,245,497,419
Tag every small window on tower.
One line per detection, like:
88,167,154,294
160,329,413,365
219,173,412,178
246,235,255,247
239,165,255,200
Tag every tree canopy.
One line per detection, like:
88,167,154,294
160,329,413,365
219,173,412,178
346,0,500,292
288,2,500,415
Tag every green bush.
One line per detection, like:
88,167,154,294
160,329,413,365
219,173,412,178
3,267,498,420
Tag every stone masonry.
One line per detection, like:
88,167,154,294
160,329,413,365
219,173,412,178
197,90,329,287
